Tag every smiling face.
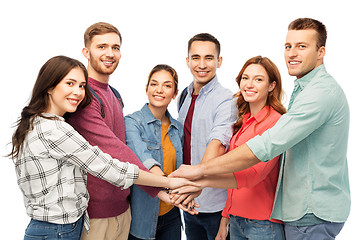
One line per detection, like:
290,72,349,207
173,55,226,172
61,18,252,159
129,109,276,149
240,64,276,115
82,32,121,83
186,41,222,93
146,70,178,112
285,29,325,79
46,67,86,116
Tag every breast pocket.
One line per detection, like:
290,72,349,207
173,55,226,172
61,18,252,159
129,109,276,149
142,138,161,160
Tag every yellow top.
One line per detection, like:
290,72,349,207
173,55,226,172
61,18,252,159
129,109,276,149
158,122,177,216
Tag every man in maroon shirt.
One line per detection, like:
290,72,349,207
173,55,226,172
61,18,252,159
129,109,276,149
67,22,159,240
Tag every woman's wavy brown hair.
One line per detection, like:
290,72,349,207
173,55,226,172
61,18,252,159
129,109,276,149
233,56,286,134
8,55,91,160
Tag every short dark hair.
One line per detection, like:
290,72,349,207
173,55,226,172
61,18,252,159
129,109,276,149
288,18,327,49
84,22,122,47
188,33,221,57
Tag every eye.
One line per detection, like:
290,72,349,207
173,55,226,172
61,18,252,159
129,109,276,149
206,57,214,60
113,46,120,51
241,76,248,80
67,82,74,86
255,78,263,82
299,45,306,49
285,45,291,50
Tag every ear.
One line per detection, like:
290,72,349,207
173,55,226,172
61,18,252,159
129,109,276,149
217,56,223,68
318,46,326,60
268,81,276,93
47,87,54,95
82,47,90,60
172,89,179,100
186,57,190,69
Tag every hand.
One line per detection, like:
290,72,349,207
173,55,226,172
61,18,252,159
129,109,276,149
166,177,200,192
170,190,202,205
170,184,204,195
158,190,199,215
215,217,230,240
168,164,204,180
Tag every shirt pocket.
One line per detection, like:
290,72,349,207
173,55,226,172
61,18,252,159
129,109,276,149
142,138,161,161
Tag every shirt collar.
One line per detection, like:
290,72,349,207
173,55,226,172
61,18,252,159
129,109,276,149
88,77,109,89
188,75,218,95
294,64,325,91
141,104,180,130
40,113,65,121
243,105,270,124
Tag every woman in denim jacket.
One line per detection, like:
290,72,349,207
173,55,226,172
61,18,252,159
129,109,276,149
125,64,197,240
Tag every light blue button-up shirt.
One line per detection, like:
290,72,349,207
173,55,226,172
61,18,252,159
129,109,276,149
247,65,350,223
178,76,237,212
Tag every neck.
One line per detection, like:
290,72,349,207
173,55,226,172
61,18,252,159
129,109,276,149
148,104,169,124
249,101,266,117
88,67,110,84
193,75,216,95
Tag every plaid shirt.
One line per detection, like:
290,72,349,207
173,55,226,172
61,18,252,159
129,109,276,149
15,113,139,229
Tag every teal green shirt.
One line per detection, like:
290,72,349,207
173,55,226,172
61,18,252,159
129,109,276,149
247,64,350,223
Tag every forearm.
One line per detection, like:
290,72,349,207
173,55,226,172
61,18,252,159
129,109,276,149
135,170,169,187
201,139,225,163
201,173,237,189
204,143,260,176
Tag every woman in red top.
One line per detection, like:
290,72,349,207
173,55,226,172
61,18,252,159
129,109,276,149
215,56,287,239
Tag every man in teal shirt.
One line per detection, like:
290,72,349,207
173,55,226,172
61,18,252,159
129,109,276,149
170,18,350,239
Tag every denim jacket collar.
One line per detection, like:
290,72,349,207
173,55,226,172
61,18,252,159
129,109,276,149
141,104,181,131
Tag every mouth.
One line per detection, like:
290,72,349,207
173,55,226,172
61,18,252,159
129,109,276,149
102,59,115,67
196,71,209,77
153,95,165,100
289,61,301,66
243,90,257,96
67,98,81,106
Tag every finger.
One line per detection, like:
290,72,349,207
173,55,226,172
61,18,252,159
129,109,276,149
175,194,188,205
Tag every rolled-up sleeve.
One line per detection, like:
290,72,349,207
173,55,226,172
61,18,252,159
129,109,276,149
247,82,333,162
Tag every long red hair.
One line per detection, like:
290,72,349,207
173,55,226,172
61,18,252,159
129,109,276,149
233,56,286,134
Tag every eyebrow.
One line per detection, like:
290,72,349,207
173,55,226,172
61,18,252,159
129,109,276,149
190,54,215,58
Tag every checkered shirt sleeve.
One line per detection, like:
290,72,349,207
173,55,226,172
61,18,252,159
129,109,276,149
15,114,139,225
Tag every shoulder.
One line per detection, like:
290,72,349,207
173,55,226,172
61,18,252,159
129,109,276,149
211,81,234,98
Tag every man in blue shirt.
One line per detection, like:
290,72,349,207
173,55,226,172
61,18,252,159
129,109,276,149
171,18,350,239
177,33,237,240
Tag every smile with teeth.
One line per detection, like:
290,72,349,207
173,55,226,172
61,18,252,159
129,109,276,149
289,61,300,65
67,98,80,105
102,60,114,66
153,95,165,100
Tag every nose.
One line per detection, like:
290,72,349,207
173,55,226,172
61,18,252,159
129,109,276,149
155,85,163,93
198,58,206,69
287,47,297,58
246,79,255,88
105,47,115,57
73,86,82,95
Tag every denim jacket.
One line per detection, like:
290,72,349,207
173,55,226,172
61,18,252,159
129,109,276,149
125,104,183,239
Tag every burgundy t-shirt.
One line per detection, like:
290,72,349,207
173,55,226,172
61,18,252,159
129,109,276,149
183,94,198,165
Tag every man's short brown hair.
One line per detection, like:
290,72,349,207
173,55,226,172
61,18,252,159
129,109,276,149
84,22,122,47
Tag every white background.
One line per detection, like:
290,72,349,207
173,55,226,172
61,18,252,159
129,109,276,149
0,0,359,239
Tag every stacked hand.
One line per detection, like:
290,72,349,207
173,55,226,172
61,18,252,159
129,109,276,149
160,164,207,215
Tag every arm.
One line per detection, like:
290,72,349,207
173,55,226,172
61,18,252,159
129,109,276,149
124,115,162,170
201,139,225,163
169,144,260,180
68,100,159,196
215,217,230,240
